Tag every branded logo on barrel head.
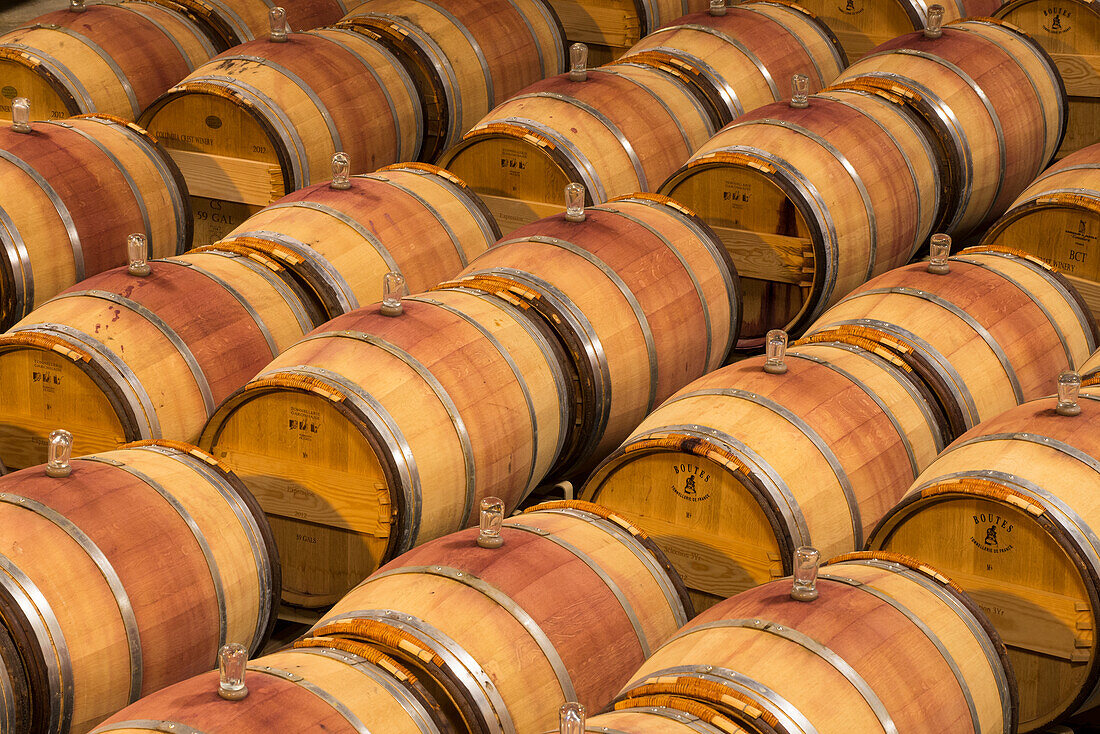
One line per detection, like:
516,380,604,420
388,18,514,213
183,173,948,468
31,371,60,385
972,512,1014,553
1043,7,1072,33
673,463,712,502
205,115,223,130
723,181,753,207
1,87,16,100
839,0,864,15
499,145,529,173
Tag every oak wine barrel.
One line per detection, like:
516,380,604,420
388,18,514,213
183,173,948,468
792,0,1004,62
619,0,847,127
0,1,215,122
547,701,761,733
542,0,710,63
0,113,192,331
831,16,1066,238
581,338,947,610
0,248,314,470
438,62,714,234
868,389,1100,731
980,143,1100,321
660,85,941,349
0,440,279,734
615,553,1017,734
994,0,1100,159
305,501,693,734
1084,345,1100,383
0,622,27,733
152,0,352,51
91,641,448,734
437,193,741,476
199,287,571,607
339,0,566,162
138,28,422,246
804,247,1098,438
211,162,499,321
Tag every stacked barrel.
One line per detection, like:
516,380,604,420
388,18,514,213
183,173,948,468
0,156,511,471
981,144,1100,325
0,113,191,330
661,9,1066,348
137,0,566,244
11,0,1100,732
0,0,216,122
0,439,280,734
439,0,848,233
609,552,1019,734
197,193,741,608
993,0,1100,160
87,501,694,733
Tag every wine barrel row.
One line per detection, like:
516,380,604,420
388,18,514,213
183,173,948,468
90,501,694,734
0,0,567,247
2,5,1099,734
439,0,848,235
0,440,280,734
198,193,741,607
85,546,1022,734
0,157,502,473
661,14,1066,347
0,0,363,123
0,0,563,320
141,0,566,245
580,246,1096,609
574,245,1100,730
